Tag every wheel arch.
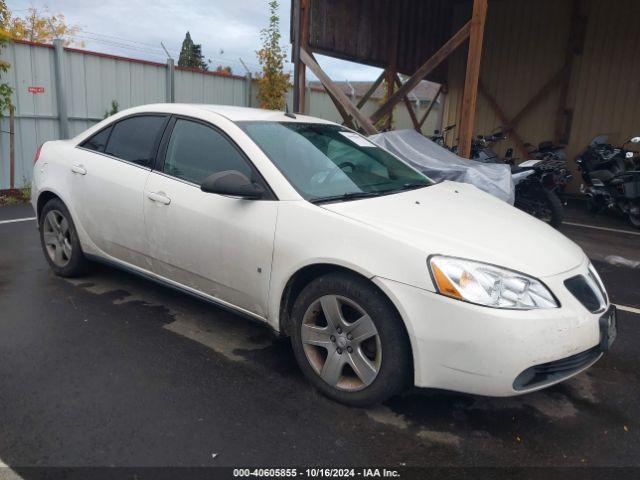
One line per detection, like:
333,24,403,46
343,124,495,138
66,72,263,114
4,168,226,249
278,264,413,353
36,190,64,221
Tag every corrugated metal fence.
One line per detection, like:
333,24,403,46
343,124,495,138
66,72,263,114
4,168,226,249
0,39,439,190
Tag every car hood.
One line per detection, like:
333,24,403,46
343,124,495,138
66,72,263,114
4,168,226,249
320,181,586,278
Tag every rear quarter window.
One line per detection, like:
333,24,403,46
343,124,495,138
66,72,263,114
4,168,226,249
81,126,112,153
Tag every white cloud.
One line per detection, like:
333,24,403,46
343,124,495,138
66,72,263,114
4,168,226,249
7,0,380,80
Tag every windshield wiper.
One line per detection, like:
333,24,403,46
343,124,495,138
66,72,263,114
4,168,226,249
310,191,382,204
379,182,429,194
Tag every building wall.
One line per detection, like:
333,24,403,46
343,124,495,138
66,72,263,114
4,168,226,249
443,0,640,191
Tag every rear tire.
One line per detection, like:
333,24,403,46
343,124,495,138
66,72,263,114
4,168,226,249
290,272,412,406
544,190,564,228
39,198,92,277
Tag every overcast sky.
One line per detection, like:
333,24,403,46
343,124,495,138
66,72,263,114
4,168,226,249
8,0,382,81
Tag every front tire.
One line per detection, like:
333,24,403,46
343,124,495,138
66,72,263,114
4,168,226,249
39,198,92,277
290,272,411,406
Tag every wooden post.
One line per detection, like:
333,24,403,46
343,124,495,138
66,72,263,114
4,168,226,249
298,0,310,113
384,68,395,130
554,0,585,144
370,21,471,125
458,0,487,158
300,48,378,135
9,105,15,190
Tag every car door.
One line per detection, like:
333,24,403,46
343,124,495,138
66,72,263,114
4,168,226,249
72,114,169,269
143,117,278,318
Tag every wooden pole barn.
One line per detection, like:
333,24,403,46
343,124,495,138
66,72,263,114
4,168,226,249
291,0,486,155
290,0,640,173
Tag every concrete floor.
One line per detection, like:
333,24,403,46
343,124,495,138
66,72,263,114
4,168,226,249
0,202,639,472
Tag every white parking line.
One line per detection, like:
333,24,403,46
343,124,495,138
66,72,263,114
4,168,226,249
615,304,640,315
0,458,24,480
563,221,640,236
0,217,36,225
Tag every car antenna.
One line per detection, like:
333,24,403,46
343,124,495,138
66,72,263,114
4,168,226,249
284,102,296,119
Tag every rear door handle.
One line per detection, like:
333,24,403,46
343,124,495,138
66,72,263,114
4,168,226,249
71,164,87,175
147,191,171,205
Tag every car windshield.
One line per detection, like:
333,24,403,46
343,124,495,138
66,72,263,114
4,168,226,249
239,122,432,203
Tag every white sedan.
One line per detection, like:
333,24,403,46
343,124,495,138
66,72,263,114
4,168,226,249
31,104,616,405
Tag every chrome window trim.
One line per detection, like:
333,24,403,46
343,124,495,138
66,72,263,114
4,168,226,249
75,146,153,171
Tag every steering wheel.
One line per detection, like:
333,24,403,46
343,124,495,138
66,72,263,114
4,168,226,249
322,161,356,184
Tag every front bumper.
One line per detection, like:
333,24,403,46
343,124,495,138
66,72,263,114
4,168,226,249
373,259,611,396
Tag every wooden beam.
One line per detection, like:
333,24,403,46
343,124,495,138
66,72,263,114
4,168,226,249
419,84,443,128
395,75,421,132
300,48,378,135
478,82,529,159
370,21,471,125
324,87,356,130
508,63,570,131
458,0,488,158
356,70,385,109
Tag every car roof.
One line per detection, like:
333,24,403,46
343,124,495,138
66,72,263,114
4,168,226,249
118,103,338,125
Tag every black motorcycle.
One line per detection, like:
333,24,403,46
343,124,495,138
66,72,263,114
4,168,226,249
454,130,567,227
524,141,572,203
576,134,640,227
429,124,456,147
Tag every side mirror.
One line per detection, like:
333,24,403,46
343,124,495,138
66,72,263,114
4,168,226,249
631,136,640,144
200,170,265,199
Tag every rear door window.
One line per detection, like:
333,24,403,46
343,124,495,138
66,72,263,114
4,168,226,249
104,115,168,167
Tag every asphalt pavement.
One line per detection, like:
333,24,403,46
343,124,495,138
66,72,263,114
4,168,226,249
0,202,639,474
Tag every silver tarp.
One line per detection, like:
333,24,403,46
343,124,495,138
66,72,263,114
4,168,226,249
370,129,515,204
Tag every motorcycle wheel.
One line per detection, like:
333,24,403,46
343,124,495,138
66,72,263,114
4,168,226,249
586,198,600,214
542,190,564,228
515,189,564,228
629,212,640,229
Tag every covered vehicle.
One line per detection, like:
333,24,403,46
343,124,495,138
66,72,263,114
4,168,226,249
370,129,515,204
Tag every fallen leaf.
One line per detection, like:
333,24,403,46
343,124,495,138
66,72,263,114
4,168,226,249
624,425,629,432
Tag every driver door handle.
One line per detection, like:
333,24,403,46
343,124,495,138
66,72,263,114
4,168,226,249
71,164,87,175
147,191,171,205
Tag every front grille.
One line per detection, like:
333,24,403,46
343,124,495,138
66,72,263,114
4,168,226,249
513,345,601,391
564,274,606,313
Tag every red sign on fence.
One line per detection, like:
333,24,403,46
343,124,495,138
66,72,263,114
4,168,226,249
27,86,45,94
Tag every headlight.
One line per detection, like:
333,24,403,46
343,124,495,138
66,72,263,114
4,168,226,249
428,255,559,310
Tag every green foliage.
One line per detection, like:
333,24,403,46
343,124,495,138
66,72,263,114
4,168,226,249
104,100,119,119
0,0,13,116
178,32,208,70
256,0,290,110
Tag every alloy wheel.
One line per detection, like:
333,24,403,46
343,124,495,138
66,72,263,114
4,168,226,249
43,210,73,267
301,295,382,391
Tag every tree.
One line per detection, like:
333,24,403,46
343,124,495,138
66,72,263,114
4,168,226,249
256,0,289,110
4,6,82,47
178,32,208,70
0,1,13,115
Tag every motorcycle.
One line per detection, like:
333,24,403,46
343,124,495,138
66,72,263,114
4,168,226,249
429,124,456,147
576,134,640,228
454,129,567,228
523,141,572,203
